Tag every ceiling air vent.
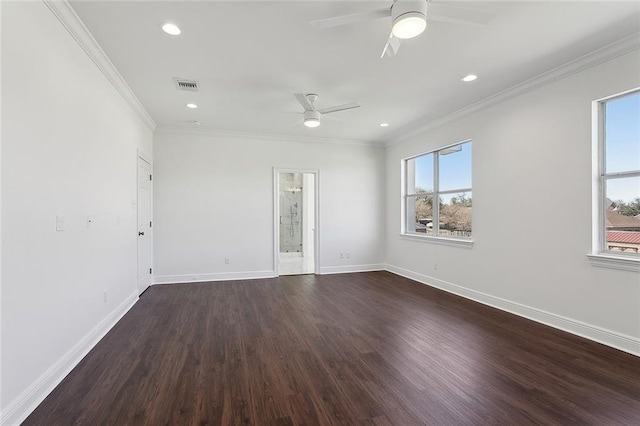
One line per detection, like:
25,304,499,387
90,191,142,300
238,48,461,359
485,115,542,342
174,78,199,92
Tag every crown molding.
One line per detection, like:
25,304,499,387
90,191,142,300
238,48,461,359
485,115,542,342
387,33,640,147
155,125,385,148
43,0,157,132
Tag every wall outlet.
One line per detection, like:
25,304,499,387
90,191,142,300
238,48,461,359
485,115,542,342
103,290,108,303
339,252,344,259
225,257,231,265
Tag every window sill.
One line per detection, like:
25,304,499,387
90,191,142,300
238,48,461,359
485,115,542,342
399,233,474,249
586,254,640,272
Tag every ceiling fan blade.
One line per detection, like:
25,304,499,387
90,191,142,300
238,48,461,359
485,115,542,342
317,103,361,115
294,93,315,111
310,8,390,29
381,33,402,59
428,3,495,26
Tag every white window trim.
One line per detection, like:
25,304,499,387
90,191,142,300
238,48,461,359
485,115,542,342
589,88,640,271
586,254,639,272
401,140,473,245
399,232,474,248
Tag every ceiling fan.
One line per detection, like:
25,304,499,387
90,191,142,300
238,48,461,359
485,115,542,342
294,93,361,128
310,0,493,58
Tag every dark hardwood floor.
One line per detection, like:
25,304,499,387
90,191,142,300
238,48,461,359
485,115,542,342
24,271,640,425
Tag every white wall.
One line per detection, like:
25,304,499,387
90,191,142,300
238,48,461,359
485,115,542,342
153,131,385,281
385,50,640,355
1,2,153,422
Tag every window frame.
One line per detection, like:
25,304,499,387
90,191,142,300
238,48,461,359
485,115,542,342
402,140,473,245
590,88,640,270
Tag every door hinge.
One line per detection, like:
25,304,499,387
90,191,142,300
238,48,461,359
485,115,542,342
149,174,152,181
149,268,152,274
149,221,152,227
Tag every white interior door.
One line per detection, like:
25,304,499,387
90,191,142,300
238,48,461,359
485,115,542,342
137,157,152,294
301,173,315,274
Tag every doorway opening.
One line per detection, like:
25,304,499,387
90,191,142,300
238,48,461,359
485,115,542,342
274,170,318,276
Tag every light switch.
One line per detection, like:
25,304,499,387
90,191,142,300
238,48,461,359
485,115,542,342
56,215,65,231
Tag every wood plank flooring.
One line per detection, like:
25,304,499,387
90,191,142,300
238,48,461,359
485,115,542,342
24,271,640,425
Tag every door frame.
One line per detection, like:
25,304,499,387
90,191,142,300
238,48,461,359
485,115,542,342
273,168,320,276
137,150,153,294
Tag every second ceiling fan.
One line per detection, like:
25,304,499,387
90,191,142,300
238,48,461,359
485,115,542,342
311,0,493,58
294,93,360,128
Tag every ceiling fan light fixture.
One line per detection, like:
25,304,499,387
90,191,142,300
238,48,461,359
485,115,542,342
303,110,321,128
392,13,426,39
304,118,320,128
391,0,427,39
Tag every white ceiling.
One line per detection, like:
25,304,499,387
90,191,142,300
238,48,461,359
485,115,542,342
69,0,640,144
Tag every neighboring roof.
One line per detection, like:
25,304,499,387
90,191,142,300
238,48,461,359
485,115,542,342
605,211,640,228
607,231,640,244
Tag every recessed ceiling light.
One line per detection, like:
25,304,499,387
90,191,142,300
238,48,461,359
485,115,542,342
379,123,390,127
186,103,198,109
161,23,181,36
461,74,478,82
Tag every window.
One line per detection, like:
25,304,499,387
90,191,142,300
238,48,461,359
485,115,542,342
596,89,640,259
404,141,472,240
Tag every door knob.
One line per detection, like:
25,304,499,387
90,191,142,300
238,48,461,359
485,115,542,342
138,231,145,236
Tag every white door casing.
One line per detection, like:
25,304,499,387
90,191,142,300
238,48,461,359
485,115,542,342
137,156,152,294
273,168,320,276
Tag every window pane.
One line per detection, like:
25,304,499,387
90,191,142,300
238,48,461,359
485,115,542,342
439,142,472,191
407,153,433,194
406,195,434,235
605,92,640,173
438,192,472,238
605,177,640,253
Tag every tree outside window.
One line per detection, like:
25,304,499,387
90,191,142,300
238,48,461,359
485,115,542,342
405,141,472,239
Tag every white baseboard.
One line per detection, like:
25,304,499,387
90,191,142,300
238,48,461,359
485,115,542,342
0,292,139,426
384,264,640,357
318,264,385,275
153,270,276,285
153,266,388,283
